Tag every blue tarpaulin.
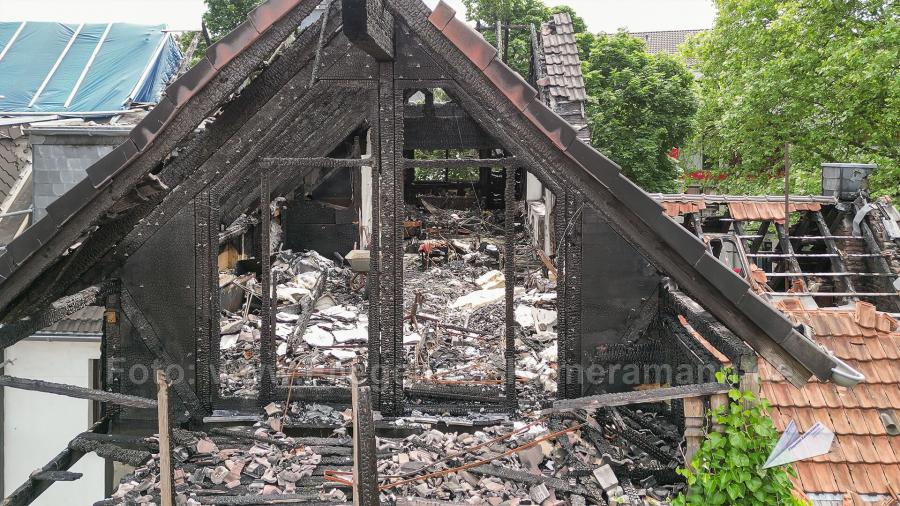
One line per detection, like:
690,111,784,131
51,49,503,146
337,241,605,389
0,22,181,114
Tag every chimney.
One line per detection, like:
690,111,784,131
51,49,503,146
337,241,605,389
821,162,877,201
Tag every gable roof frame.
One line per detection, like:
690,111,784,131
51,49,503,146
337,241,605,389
387,0,858,388
0,0,862,392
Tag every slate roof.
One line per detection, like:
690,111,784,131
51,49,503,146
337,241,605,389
0,0,858,393
628,29,704,56
540,13,587,102
761,299,900,502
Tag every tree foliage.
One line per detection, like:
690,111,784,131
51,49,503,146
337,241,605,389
581,33,697,192
203,0,265,40
462,1,586,76
685,0,900,197
675,370,808,506
179,0,264,65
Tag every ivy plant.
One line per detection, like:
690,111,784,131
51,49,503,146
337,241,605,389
674,370,809,506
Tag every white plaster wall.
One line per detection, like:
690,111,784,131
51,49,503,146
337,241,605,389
3,339,105,504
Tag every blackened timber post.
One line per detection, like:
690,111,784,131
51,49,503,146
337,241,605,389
564,191,583,398
504,167,518,410
376,62,405,415
367,114,382,405
258,172,275,405
194,190,213,412
103,287,123,407
554,184,569,398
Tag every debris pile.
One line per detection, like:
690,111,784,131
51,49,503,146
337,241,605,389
101,419,350,505
378,407,685,504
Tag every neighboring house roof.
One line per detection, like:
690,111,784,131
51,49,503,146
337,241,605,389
761,299,900,503
0,22,181,113
627,29,704,56
652,194,837,221
540,13,587,102
0,0,856,393
35,305,103,336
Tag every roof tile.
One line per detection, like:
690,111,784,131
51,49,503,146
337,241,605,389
164,57,216,108
248,0,303,34
206,20,262,71
442,17,497,70
483,58,538,112
427,1,456,30
522,99,577,150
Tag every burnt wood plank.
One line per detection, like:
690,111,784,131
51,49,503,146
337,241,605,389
551,382,729,412
343,0,395,61
0,375,157,408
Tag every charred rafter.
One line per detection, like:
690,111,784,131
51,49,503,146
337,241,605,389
343,0,395,61
0,282,113,349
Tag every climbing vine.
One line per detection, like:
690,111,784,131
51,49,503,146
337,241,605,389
674,370,809,505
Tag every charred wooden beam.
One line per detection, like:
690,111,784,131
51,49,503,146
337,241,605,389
258,172,276,406
192,493,324,505
406,383,504,403
0,283,111,349
219,214,258,244
275,385,351,403
662,284,757,372
2,417,109,506
351,370,378,506
67,437,152,467
259,157,370,169
402,157,518,169
343,0,395,61
0,375,157,408
551,382,729,413
469,465,588,495
29,471,82,482
376,61,405,415
209,428,296,448
503,167,517,410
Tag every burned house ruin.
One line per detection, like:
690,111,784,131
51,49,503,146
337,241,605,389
0,0,895,504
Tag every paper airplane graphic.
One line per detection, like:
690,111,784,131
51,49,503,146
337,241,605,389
763,420,835,469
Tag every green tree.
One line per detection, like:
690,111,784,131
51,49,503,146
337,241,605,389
179,0,264,65
675,370,808,505
582,33,697,192
685,0,899,197
462,0,549,75
203,0,265,40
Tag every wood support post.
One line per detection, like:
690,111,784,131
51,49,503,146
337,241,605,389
351,368,378,506
376,62,404,414
503,167,517,410
709,393,729,433
156,370,175,506
682,396,705,469
258,172,275,405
